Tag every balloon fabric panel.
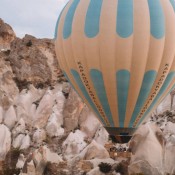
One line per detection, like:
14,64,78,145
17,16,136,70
55,0,175,129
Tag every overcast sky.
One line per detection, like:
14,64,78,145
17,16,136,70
0,0,68,38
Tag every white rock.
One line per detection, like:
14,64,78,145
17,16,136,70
30,104,36,118
16,154,26,169
54,90,65,113
46,113,59,134
34,90,54,128
164,142,175,174
4,105,17,129
57,127,64,137
63,88,83,132
62,130,87,160
16,85,44,113
157,94,171,114
169,134,175,144
164,122,175,134
129,160,161,175
20,134,31,150
33,128,46,144
0,106,3,123
94,126,108,146
83,140,110,160
49,90,65,129
46,113,64,137
42,146,63,163
0,124,11,160
80,112,100,139
13,134,25,148
12,118,26,137
32,146,62,175
129,123,164,174
15,86,44,125
51,107,63,127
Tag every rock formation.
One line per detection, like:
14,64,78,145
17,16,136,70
1,18,175,175
0,19,16,50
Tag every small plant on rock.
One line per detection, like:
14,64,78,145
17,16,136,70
98,162,112,173
26,40,32,47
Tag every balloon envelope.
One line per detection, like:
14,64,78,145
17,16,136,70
55,0,175,135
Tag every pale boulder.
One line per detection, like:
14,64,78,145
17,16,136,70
13,134,25,148
128,160,161,175
0,124,11,160
164,122,175,134
46,113,64,137
0,106,3,123
31,146,62,175
33,128,46,144
16,154,26,169
15,86,44,125
129,123,164,174
34,90,54,128
42,146,63,163
83,140,110,160
156,94,171,114
80,112,100,139
62,130,87,160
94,126,109,146
20,134,31,150
63,88,83,132
3,105,17,129
54,90,65,113
12,118,26,137
164,142,175,174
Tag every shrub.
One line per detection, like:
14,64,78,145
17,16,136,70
98,162,112,173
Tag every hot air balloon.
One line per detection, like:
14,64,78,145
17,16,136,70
55,0,175,143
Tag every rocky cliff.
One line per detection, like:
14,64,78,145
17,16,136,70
0,18,175,175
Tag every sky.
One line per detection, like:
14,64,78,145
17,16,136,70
0,0,68,38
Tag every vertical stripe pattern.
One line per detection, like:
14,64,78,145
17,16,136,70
85,0,103,38
71,69,106,125
117,70,130,127
147,0,165,39
90,69,114,126
116,0,133,38
63,0,80,39
137,72,175,126
54,2,69,39
129,71,157,127
55,0,175,130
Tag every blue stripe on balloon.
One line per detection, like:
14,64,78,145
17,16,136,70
117,70,130,127
116,0,133,38
170,0,175,12
147,0,165,39
71,69,106,125
90,69,114,127
63,0,80,39
129,70,157,127
137,72,175,126
84,0,103,38
54,2,69,39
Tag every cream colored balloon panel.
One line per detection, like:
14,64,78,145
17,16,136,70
133,0,175,127
55,0,175,128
